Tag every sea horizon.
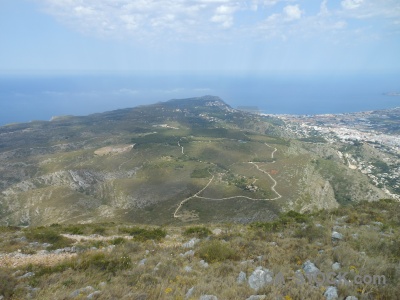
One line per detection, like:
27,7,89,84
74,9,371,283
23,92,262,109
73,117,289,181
1,73,399,126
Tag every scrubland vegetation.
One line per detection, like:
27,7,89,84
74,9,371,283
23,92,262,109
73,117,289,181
0,199,399,299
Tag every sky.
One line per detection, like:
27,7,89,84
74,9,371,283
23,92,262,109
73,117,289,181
0,0,400,74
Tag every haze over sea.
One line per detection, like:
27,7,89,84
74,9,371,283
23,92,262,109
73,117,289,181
1,73,399,126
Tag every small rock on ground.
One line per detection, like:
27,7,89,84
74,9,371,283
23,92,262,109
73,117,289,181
183,238,200,248
332,262,341,271
185,287,194,299
248,267,273,291
302,260,319,274
332,231,343,240
87,291,101,299
237,271,247,284
324,286,338,300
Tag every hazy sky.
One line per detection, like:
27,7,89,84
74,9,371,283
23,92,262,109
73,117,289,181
1,0,400,74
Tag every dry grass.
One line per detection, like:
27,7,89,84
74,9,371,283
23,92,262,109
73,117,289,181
0,199,399,300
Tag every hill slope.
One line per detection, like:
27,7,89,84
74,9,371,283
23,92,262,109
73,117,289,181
0,96,390,226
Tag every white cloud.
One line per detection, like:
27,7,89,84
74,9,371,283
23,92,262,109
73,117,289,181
319,0,329,16
339,0,400,20
261,0,282,6
36,0,400,43
216,5,237,15
39,0,245,39
211,14,234,28
283,4,303,21
333,20,347,29
211,4,238,28
341,0,364,10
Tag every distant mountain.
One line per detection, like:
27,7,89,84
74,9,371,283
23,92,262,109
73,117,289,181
0,96,392,226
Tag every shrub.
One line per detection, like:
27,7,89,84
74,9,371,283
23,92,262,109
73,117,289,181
34,252,132,276
77,252,132,274
0,269,17,298
198,240,238,263
190,168,210,178
0,226,20,233
92,226,106,235
25,228,73,250
34,261,73,277
87,240,107,249
111,237,126,245
119,227,166,242
381,238,400,259
250,211,309,233
345,213,359,224
293,225,327,242
183,226,211,238
250,221,283,232
279,210,309,224
63,225,84,235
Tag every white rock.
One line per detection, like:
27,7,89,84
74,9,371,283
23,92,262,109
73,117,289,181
240,259,254,265
212,228,222,235
183,238,200,248
180,250,195,257
199,260,209,268
98,282,107,289
302,260,319,274
184,266,192,272
18,272,35,279
87,291,101,299
81,286,95,294
237,271,247,284
248,268,274,290
324,286,338,300
332,231,343,240
185,287,194,299
332,262,341,271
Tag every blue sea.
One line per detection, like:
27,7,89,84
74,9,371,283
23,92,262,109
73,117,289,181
0,73,399,125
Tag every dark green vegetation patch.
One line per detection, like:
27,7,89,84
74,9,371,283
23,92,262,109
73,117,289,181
119,227,166,241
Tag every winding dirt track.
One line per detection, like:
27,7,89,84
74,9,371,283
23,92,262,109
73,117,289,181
178,140,184,154
174,142,282,219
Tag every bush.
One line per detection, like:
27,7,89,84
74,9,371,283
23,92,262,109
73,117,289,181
279,210,309,224
92,226,106,235
34,252,132,276
183,226,211,238
77,252,132,274
63,225,84,235
34,261,73,277
250,221,283,232
0,269,17,298
293,225,327,242
119,227,166,242
25,228,73,250
0,226,20,233
198,240,238,263
345,213,359,224
250,211,309,233
111,237,126,245
190,168,210,178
